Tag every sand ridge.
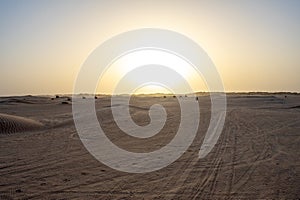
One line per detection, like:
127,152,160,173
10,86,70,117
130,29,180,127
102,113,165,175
0,113,43,134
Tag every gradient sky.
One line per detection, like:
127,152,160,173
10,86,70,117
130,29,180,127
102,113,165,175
0,0,300,95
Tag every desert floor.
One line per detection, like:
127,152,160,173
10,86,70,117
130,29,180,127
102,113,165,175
0,94,299,199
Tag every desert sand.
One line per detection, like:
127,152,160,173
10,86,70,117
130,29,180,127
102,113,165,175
0,94,299,199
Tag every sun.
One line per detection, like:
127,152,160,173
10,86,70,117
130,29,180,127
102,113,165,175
96,49,207,94
134,84,171,94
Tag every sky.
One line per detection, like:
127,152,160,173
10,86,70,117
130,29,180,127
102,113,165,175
0,0,300,95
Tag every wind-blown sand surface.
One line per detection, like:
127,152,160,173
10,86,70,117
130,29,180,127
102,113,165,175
0,94,299,199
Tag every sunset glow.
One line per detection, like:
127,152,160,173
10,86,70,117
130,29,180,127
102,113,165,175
97,49,207,94
0,1,300,95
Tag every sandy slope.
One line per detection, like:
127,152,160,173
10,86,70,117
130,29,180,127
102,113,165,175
0,113,43,134
0,94,299,199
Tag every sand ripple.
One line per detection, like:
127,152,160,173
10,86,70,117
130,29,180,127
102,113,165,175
0,113,43,134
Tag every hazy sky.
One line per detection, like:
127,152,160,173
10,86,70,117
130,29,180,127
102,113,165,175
0,0,300,95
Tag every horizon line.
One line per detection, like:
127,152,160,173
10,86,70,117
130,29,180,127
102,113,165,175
1,91,300,98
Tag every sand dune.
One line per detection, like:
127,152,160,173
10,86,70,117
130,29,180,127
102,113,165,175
0,113,43,134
